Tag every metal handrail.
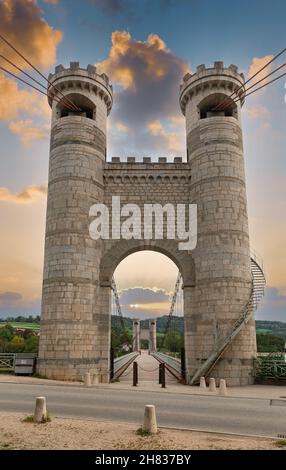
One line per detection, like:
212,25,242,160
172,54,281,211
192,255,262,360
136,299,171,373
189,252,266,385
113,351,139,380
152,352,181,373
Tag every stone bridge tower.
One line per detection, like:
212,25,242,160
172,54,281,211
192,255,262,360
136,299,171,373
38,63,113,381
132,320,157,353
180,62,256,385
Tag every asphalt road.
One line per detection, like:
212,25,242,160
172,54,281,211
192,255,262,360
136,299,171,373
0,382,285,438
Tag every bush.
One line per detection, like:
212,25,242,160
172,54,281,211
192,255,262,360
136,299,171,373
257,332,284,352
0,325,39,353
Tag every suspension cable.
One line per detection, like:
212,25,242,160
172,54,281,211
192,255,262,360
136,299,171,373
0,33,80,111
0,65,73,109
238,61,286,98
214,46,286,111
161,272,182,349
233,70,286,103
0,55,76,111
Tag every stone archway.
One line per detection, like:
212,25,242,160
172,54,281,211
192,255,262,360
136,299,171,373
99,239,196,382
100,239,196,288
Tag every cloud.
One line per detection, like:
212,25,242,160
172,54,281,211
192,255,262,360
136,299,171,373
0,0,62,69
0,294,41,318
243,104,271,120
97,31,188,157
248,55,273,83
147,119,184,153
256,287,286,322
8,119,50,145
0,73,50,121
117,286,183,319
0,185,47,204
0,0,61,141
115,121,129,133
118,286,172,318
0,291,22,302
242,55,274,121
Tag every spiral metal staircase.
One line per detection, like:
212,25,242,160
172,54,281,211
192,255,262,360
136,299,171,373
190,252,266,385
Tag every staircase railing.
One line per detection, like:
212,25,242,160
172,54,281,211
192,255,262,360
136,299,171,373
189,255,266,385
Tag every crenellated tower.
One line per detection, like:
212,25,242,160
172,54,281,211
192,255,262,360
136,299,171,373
38,62,113,381
180,62,256,385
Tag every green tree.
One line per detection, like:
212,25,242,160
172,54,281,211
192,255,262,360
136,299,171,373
0,324,14,342
161,331,184,353
24,335,39,353
257,332,284,352
10,335,25,352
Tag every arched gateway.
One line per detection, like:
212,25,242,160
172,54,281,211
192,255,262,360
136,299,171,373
38,61,264,386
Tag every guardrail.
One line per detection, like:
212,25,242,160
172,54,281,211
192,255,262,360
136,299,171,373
254,358,286,381
0,353,37,373
0,353,16,370
112,352,139,381
151,352,184,382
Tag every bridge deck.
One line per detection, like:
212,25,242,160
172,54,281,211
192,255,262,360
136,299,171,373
118,350,178,384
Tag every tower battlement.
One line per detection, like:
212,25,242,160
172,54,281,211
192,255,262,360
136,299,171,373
47,62,113,115
110,156,184,164
180,61,245,115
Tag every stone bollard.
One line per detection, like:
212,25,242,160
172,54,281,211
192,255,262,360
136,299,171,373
219,379,228,396
34,396,47,423
209,377,217,393
92,372,99,385
84,372,91,387
200,376,206,389
143,405,158,434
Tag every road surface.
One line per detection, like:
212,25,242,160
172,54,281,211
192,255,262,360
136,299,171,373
0,382,285,438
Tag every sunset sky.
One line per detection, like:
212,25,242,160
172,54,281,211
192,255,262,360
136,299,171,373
0,0,285,321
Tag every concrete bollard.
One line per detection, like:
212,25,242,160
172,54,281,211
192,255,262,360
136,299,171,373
84,372,91,387
200,376,206,389
143,405,158,434
209,377,217,393
219,379,228,396
34,396,47,423
92,372,99,385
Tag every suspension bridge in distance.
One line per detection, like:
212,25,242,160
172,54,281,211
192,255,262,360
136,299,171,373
111,249,266,386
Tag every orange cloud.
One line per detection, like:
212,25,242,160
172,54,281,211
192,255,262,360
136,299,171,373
116,121,129,132
0,0,62,70
98,31,188,156
8,119,50,145
0,184,47,204
0,0,61,142
147,119,184,153
248,55,273,86
97,30,188,90
0,73,50,121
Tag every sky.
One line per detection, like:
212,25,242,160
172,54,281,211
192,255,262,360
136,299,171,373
0,0,285,321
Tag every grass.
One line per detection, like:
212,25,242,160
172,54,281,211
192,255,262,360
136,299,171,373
136,427,154,437
0,442,15,450
0,322,40,331
274,439,286,448
22,413,51,424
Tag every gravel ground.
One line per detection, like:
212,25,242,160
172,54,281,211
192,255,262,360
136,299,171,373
0,412,285,450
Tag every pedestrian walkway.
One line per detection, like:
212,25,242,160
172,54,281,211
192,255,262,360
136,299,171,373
118,350,179,385
1,368,286,400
